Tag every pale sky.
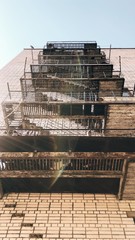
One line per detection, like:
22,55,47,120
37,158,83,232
0,0,135,69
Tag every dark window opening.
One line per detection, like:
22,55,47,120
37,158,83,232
84,104,106,116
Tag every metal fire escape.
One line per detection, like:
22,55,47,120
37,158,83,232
0,41,135,199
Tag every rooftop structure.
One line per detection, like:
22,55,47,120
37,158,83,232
0,42,135,199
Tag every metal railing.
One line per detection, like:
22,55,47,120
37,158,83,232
0,128,135,137
0,158,124,172
46,41,97,49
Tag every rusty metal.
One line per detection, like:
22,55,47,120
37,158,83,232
0,158,124,172
0,41,135,199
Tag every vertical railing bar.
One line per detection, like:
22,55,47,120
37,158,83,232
116,159,120,171
94,159,96,170
116,159,118,171
115,159,118,171
33,159,35,170
73,159,77,171
73,159,75,171
57,159,58,171
103,159,105,171
41,159,43,170
39,159,41,170
93,159,95,170
50,158,52,170
30,158,32,170
57,158,59,171
29,159,32,170
23,159,26,170
94,158,97,170
89,159,91,170
5,159,7,170
1,159,3,171
52,158,54,171
108,159,110,171
120,159,124,171
111,159,114,171
13,159,15,170
105,159,107,171
119,159,122,171
44,158,46,170
110,159,112,171
112,159,114,171
12,159,14,170
18,159,20,170
27,159,29,170
101,159,103,171
23,159,25,170
16,159,18,170
10,159,12,170
114,159,116,171
91,159,94,170
9,159,12,170
35,159,38,170
117,159,119,171
100,159,104,171
84,158,86,171
46,158,48,170
26,158,28,170
14,159,16,170
87,159,89,170
28,158,30,170
97,159,99,170
1,160,4,171
76,159,78,171
78,159,79,171
120,159,123,171
28,159,30,170
20,159,22,170
100,159,102,170
7,160,9,170
37,159,39,170
25,159,28,171
36,158,38,170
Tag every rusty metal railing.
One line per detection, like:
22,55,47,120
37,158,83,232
0,158,124,172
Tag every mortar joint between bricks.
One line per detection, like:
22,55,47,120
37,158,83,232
129,202,132,211
72,202,74,210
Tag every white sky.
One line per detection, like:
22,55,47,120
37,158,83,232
0,0,135,69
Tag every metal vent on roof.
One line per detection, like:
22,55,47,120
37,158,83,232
29,234,43,238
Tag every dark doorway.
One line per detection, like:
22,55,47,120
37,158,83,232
2,178,120,194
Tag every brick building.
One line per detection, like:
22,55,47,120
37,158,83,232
0,42,135,239
0,42,135,201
